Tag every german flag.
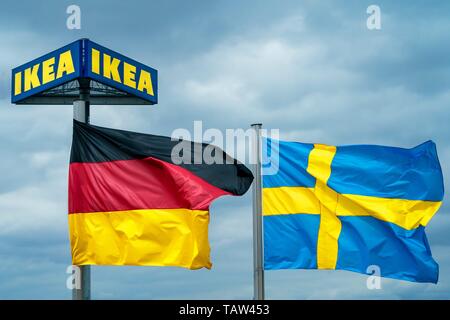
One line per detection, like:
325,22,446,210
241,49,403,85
69,120,253,269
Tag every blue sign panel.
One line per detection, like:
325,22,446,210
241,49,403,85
11,40,82,103
85,40,158,104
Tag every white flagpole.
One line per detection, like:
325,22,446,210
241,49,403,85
72,78,91,300
251,123,265,300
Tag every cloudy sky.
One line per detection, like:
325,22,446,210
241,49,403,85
0,0,449,299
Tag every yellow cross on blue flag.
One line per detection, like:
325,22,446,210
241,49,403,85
262,138,444,283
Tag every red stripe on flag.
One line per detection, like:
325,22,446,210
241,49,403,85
69,157,230,213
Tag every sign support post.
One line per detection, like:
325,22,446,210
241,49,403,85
72,78,91,300
251,123,265,300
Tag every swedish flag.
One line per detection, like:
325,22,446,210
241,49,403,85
262,138,444,283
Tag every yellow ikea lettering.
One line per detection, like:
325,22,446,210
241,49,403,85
42,57,55,84
14,72,22,96
91,48,100,74
103,54,121,82
15,49,75,96
90,48,155,96
137,70,154,96
56,50,75,79
24,64,40,92
123,62,136,88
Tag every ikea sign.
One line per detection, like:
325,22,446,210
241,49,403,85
12,41,81,103
85,41,157,103
11,39,158,104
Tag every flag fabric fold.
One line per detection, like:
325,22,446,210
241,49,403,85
69,120,253,269
262,138,444,283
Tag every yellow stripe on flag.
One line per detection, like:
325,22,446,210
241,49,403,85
262,187,442,230
262,187,320,215
336,194,441,230
306,144,341,269
306,144,336,183
69,208,211,270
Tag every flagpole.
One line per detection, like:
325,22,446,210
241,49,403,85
72,78,91,300
251,123,265,300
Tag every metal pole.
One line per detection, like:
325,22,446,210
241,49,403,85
251,123,264,300
72,78,91,300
